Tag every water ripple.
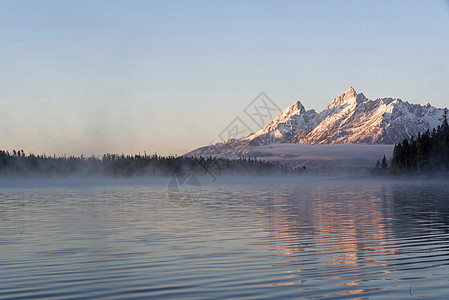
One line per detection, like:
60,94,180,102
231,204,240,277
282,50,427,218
1,181,449,298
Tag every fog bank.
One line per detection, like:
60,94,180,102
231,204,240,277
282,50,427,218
247,144,394,169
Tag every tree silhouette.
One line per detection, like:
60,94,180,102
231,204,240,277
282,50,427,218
388,112,449,174
0,150,295,177
381,155,388,169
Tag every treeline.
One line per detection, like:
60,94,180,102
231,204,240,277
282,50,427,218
0,150,294,177
373,110,449,175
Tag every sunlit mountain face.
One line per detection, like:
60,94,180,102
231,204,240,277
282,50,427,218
187,87,445,157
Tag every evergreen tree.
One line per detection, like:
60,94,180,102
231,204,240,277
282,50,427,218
375,160,381,169
381,155,388,169
390,112,449,174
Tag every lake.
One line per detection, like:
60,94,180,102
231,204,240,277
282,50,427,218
1,177,449,299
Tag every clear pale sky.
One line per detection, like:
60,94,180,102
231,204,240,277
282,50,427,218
1,0,448,156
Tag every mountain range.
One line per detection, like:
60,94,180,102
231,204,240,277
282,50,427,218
187,87,446,159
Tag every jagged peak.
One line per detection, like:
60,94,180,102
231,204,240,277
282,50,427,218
347,86,357,94
273,100,306,120
186,88,446,157
376,97,396,106
327,86,361,110
289,100,306,112
254,100,307,135
356,92,367,102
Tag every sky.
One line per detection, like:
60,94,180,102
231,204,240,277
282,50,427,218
1,0,448,156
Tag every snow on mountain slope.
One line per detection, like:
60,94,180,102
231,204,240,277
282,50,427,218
186,87,446,160
244,100,322,146
250,87,445,145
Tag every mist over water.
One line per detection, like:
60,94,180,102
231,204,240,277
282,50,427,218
1,178,449,299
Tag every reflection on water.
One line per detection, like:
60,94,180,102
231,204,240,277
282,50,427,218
1,180,449,299
245,183,449,298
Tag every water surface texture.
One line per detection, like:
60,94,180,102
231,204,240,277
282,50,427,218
1,179,449,299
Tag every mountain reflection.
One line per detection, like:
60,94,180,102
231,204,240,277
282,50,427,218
2,181,449,299
247,182,449,293
250,185,396,263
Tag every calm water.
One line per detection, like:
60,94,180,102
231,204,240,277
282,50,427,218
1,177,449,299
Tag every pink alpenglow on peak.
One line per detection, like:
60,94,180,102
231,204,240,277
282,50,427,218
186,87,447,157
326,87,367,110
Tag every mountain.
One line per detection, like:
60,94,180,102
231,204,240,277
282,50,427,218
187,87,446,158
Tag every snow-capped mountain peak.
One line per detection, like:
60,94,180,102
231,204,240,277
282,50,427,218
290,100,306,112
245,99,321,145
186,87,447,157
326,86,364,110
271,100,306,123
